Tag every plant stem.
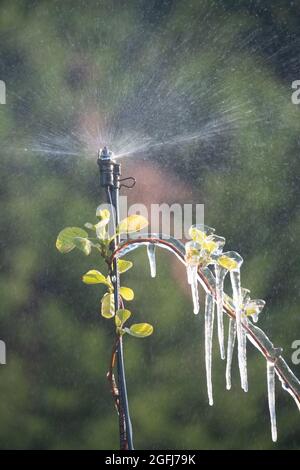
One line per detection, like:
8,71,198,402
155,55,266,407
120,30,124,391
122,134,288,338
106,186,134,450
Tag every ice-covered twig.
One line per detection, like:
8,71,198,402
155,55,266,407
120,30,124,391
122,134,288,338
111,235,300,423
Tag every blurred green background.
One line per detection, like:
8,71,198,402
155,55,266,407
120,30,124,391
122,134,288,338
0,0,300,449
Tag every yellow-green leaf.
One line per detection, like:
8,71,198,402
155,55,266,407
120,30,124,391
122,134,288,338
82,270,111,287
126,323,153,338
101,293,115,318
73,237,92,255
189,227,206,244
217,251,243,271
115,309,131,327
117,259,133,274
119,286,134,301
117,215,148,234
217,255,238,271
96,208,110,221
56,227,89,254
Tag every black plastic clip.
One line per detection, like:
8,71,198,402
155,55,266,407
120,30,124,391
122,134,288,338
119,177,136,189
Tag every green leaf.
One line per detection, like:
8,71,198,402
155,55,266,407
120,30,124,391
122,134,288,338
96,208,110,222
101,293,115,319
82,270,112,288
94,208,111,239
115,309,131,327
73,237,92,255
117,215,148,234
95,221,108,240
125,323,153,338
117,259,133,274
56,227,89,254
119,286,134,301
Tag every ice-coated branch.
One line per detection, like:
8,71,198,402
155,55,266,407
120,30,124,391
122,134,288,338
110,234,300,431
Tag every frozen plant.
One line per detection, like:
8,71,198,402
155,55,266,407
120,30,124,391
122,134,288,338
56,208,300,448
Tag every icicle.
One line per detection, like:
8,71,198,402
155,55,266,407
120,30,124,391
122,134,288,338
267,361,277,442
146,243,157,278
190,265,199,314
185,241,201,315
205,293,215,406
226,318,236,390
186,265,193,285
215,264,227,359
252,313,259,323
230,269,248,392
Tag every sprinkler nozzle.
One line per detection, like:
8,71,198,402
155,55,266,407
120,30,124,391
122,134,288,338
97,146,120,188
98,146,113,160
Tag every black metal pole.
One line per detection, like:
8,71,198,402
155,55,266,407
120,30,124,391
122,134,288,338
97,148,134,450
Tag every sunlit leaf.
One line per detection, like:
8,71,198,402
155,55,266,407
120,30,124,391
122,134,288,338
117,215,148,234
73,237,92,255
94,208,110,239
217,251,243,271
115,309,131,327
95,221,107,240
202,235,225,255
56,227,89,254
245,299,265,317
82,270,112,288
119,286,134,301
189,227,206,244
96,207,110,222
189,225,215,244
117,259,133,274
125,323,153,338
101,293,115,319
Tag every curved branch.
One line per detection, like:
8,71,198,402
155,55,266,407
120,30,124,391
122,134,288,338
110,234,300,411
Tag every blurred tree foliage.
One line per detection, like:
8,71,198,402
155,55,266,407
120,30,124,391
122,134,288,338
0,0,300,449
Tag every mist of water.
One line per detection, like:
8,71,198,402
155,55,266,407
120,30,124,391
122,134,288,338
1,3,299,166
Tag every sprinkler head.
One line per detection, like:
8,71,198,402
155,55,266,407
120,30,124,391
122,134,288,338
97,146,120,188
98,146,113,160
